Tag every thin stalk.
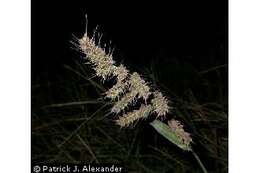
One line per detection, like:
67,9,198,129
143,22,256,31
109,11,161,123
191,150,208,173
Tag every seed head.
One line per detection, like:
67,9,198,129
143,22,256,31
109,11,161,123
111,89,139,113
113,64,129,81
105,82,129,100
129,72,151,101
78,21,172,127
105,64,130,99
116,104,153,127
79,34,115,80
151,91,170,117
168,119,192,146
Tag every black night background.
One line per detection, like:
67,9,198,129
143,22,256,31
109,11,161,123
32,1,228,172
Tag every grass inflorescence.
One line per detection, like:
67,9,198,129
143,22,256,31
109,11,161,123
78,16,172,129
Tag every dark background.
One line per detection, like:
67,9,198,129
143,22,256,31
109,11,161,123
32,1,228,172
32,0,227,83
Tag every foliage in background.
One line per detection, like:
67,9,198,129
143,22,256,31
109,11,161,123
32,52,227,172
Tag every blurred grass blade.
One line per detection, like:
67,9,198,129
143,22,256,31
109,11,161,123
43,100,105,108
150,120,191,151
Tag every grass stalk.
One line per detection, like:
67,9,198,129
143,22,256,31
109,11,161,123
191,150,208,173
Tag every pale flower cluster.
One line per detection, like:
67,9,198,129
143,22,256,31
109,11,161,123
79,32,170,127
76,17,195,169
168,119,192,146
116,105,153,127
151,91,170,117
79,34,115,80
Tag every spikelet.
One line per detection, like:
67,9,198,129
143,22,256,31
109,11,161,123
105,82,128,100
105,64,130,100
116,105,152,127
114,90,170,126
111,89,138,113
79,34,115,80
151,91,170,117
129,72,151,101
113,64,129,82
168,119,192,146
111,72,151,113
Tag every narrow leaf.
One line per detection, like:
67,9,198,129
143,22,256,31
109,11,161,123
150,120,191,151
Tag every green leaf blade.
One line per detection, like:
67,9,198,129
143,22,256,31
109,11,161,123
150,120,191,151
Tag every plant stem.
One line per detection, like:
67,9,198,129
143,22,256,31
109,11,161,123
191,150,208,173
